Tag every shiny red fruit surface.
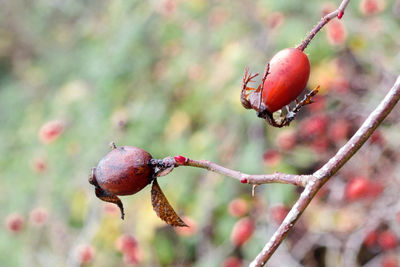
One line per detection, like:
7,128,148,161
95,146,153,195
262,48,310,113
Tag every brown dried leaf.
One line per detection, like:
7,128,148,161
151,179,188,227
95,187,125,219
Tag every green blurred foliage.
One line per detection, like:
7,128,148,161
0,0,399,266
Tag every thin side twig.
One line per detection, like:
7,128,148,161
297,0,350,51
154,156,310,187
250,75,400,266
184,158,310,187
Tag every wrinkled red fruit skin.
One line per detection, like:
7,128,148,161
262,48,310,113
95,146,153,195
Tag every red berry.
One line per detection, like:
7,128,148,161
262,48,310,113
31,157,47,173
270,204,289,224
38,119,65,144
116,234,142,264
276,130,296,150
329,119,351,143
359,0,386,15
29,207,48,226
378,230,397,251
262,150,282,166
370,130,385,146
230,217,255,246
5,213,24,233
300,115,329,137
75,244,95,264
364,231,378,247
94,146,153,195
116,234,139,253
222,256,243,267
345,177,369,201
228,198,249,218
311,136,330,154
381,255,398,267
326,20,347,45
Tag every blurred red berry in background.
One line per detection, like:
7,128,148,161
359,0,386,15
31,157,47,173
381,255,398,267
378,230,398,251
228,198,248,218
276,130,296,151
345,177,369,201
311,136,330,154
270,204,289,224
29,207,48,226
116,234,142,264
300,115,328,137
263,150,282,166
38,119,65,144
116,234,138,253
230,217,255,247
326,19,347,45
364,230,378,248
370,130,386,146
5,213,24,233
329,119,351,143
75,244,95,264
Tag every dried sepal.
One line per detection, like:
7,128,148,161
95,187,125,219
151,179,187,227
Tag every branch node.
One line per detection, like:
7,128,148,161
240,178,248,184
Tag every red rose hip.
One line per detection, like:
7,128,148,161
241,47,315,127
94,146,153,195
262,48,310,113
89,145,154,219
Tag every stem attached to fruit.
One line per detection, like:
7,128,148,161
297,0,351,51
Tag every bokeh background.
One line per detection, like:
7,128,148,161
1,0,400,266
